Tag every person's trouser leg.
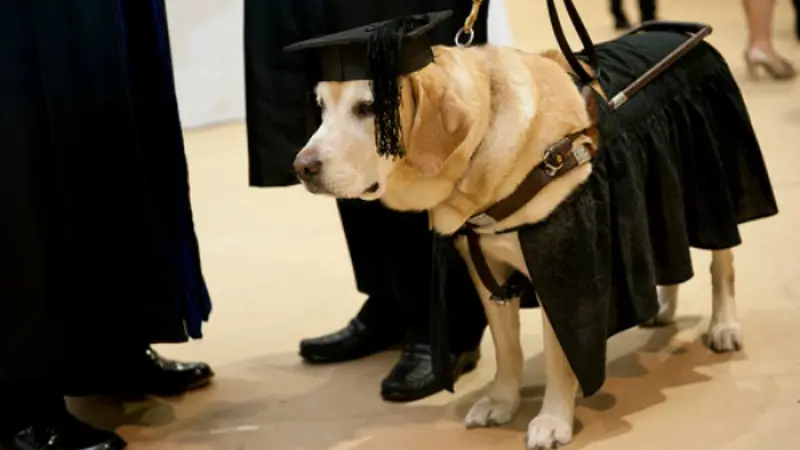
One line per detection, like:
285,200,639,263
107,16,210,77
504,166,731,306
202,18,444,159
0,383,126,450
377,208,488,402
793,0,800,40
639,0,656,21
374,207,486,350
337,199,403,326
297,200,405,364
0,385,67,436
610,0,624,17
610,0,631,28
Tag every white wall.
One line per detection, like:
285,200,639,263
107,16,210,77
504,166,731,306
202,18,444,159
488,0,514,46
164,0,512,130
165,0,246,129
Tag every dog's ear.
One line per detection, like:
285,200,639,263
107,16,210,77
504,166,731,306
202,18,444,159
402,69,473,177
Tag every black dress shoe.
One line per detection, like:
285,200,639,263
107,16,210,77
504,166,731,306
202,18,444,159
299,318,403,364
119,347,214,397
11,416,126,450
614,15,632,31
380,343,480,403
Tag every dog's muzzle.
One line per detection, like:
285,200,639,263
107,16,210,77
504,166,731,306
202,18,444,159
363,182,379,194
294,151,322,183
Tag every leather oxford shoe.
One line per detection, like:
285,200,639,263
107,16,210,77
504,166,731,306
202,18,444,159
117,347,214,397
381,343,480,402
299,317,403,364
9,416,126,450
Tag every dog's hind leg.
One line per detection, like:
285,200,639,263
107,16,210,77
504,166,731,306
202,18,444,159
526,304,577,450
642,284,680,327
708,248,743,352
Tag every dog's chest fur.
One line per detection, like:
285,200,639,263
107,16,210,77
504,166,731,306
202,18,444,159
430,47,595,236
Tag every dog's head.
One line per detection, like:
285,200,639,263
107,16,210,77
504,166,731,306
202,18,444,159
293,53,479,203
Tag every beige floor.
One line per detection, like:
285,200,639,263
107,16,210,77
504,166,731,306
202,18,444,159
71,0,800,449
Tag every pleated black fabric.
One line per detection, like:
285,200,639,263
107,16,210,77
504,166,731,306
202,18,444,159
518,31,779,396
0,0,211,393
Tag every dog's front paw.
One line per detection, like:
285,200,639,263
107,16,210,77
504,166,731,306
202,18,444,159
708,320,743,352
525,414,573,449
464,395,520,428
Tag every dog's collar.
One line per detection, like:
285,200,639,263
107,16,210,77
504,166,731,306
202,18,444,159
462,84,600,233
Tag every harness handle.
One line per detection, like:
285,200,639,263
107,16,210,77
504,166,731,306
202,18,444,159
608,21,714,109
546,0,599,85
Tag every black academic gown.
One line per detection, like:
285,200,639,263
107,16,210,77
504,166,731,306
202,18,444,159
516,31,778,396
244,0,489,350
0,0,211,394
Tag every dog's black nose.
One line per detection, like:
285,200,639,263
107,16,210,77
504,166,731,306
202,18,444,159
294,151,322,181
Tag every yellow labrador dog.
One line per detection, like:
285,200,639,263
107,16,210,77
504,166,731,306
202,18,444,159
293,41,749,448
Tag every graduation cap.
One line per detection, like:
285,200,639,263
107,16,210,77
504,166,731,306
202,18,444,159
284,10,454,158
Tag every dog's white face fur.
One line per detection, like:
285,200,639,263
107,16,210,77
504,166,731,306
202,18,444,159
300,81,394,200
296,46,600,234
295,47,492,220
293,45,745,450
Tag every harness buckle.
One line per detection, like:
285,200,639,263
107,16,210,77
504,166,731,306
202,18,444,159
542,149,565,176
468,213,496,228
572,144,592,165
489,294,511,305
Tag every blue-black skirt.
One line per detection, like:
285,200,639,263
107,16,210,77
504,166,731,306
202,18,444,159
0,0,211,392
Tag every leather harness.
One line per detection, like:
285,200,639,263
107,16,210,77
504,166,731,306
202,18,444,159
456,0,714,304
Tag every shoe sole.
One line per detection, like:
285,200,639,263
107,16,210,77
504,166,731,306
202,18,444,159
111,371,216,399
151,374,215,397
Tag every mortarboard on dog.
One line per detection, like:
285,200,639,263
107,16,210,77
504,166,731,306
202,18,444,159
284,10,454,159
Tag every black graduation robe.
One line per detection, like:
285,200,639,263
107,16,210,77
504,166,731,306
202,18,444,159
0,0,211,393
516,30,779,396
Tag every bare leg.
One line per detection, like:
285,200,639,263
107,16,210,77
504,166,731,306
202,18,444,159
707,249,743,352
742,0,796,79
743,0,777,52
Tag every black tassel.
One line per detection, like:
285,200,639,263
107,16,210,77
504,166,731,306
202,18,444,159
429,232,455,393
366,17,427,158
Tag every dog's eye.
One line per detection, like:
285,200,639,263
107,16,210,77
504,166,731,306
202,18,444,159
354,101,374,118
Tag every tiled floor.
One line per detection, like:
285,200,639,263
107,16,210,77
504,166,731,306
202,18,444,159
71,0,800,449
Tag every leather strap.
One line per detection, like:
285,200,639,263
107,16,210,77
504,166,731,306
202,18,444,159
547,0,599,85
608,21,713,109
463,11,714,303
467,232,527,302
467,233,503,295
470,86,599,226
464,85,599,302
